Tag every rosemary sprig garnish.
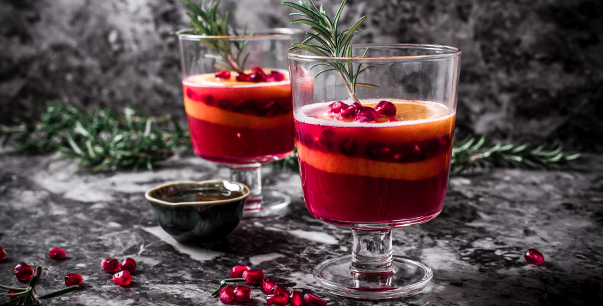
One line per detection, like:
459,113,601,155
175,0,251,73
283,0,378,103
0,102,190,172
1,266,81,306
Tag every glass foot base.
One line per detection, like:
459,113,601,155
242,189,291,218
314,255,432,300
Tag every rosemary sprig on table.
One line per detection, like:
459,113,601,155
175,0,251,73
283,0,378,103
0,102,190,172
0,266,81,306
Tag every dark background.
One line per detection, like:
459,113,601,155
1,0,602,151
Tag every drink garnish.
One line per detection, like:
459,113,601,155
283,0,379,104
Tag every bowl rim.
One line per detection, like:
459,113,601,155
145,180,251,206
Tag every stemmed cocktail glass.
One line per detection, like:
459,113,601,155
179,29,301,217
288,44,461,299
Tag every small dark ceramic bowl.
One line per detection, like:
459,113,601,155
145,180,250,244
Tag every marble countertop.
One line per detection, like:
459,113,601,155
0,150,602,306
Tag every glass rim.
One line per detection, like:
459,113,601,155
178,27,303,42
287,43,461,61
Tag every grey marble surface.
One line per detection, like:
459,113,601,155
0,150,602,306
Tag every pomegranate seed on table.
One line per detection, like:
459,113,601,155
580,279,601,297
215,70,231,79
0,247,5,261
65,273,83,286
340,102,361,118
524,249,545,265
327,101,346,114
101,258,120,273
354,106,377,123
242,268,264,284
230,265,251,278
288,290,305,306
120,258,137,273
233,285,251,302
261,277,277,294
8,290,22,301
112,270,131,286
304,293,327,306
14,263,34,282
49,248,67,259
219,284,235,303
273,283,290,300
266,294,288,306
375,100,397,116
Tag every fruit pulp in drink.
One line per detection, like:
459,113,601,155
294,100,456,226
183,71,295,164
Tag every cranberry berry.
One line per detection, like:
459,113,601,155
261,277,277,294
112,270,131,286
0,247,6,261
120,258,137,273
580,279,601,298
14,263,34,282
266,294,288,306
215,70,231,79
230,265,250,278
524,249,545,265
8,290,21,301
375,100,397,116
289,290,305,306
219,284,235,303
233,285,251,302
304,293,328,306
65,273,83,286
49,248,67,259
242,268,264,284
101,258,120,273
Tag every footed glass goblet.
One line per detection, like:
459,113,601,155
288,44,461,299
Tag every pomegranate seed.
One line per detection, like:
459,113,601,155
14,263,34,282
242,269,264,284
219,284,235,303
289,290,305,306
327,101,346,114
120,258,136,273
304,293,327,306
8,290,21,301
261,277,277,294
65,273,83,286
236,72,253,82
0,247,6,261
233,285,251,302
101,258,120,273
252,66,268,79
273,284,290,300
230,265,250,278
375,100,397,116
524,249,545,265
215,70,231,79
580,279,601,297
249,72,266,82
49,248,66,259
112,270,131,286
267,70,285,82
340,102,361,118
266,294,288,306
354,106,377,123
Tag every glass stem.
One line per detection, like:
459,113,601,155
351,229,394,272
230,163,262,203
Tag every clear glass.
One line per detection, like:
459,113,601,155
288,44,461,299
179,28,302,217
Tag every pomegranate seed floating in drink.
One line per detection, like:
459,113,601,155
0,247,6,261
49,248,67,259
233,285,251,302
230,265,250,278
112,270,131,286
14,263,34,282
242,269,264,284
101,258,120,273
65,273,83,286
120,258,136,273
375,100,397,116
214,70,231,79
219,284,235,303
524,249,545,265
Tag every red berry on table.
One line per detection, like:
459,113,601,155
0,247,6,261
14,263,34,282
273,283,290,300
8,290,21,301
304,293,327,306
524,249,545,265
65,273,83,286
580,279,601,297
49,248,67,259
375,100,397,116
215,70,231,79
261,277,277,294
242,268,264,284
120,258,136,273
101,258,120,273
266,294,288,306
289,290,305,306
112,270,131,286
233,285,251,302
230,265,250,278
219,284,235,303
